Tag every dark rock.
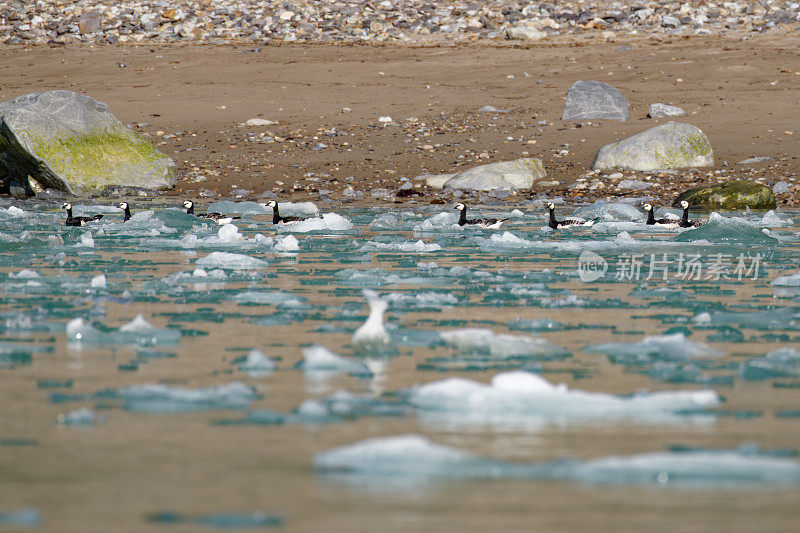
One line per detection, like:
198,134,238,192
673,180,776,210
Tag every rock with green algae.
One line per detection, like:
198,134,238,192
0,90,175,196
591,122,713,172
442,158,546,191
673,180,776,210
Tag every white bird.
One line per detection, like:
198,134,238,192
352,289,391,350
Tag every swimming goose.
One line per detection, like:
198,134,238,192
264,200,309,224
183,200,240,225
678,200,703,228
117,202,132,222
62,203,103,227
643,203,678,228
454,203,508,229
547,203,594,229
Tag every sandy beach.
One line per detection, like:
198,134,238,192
2,22,800,208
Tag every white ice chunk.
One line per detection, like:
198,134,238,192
584,333,722,362
80,232,95,247
9,270,40,279
408,371,721,428
352,289,392,349
360,239,442,253
90,274,106,288
439,328,568,359
239,349,277,376
118,382,257,412
275,235,300,252
196,251,268,270
282,213,353,233
314,434,474,476
299,345,372,376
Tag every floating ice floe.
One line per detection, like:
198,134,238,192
279,213,353,233
8,269,40,279
233,291,307,308
0,205,27,217
274,235,300,252
296,345,372,377
146,510,283,528
383,291,458,310
118,382,258,412
57,407,104,426
739,347,800,380
583,333,722,365
573,201,646,222
759,210,794,227
439,328,570,360
405,371,719,429
196,251,268,270
359,239,441,253
235,349,277,377
772,270,800,287
66,316,180,346
693,308,799,330
90,274,106,288
352,290,392,352
675,213,778,245
315,435,800,487
0,508,41,528
478,230,643,254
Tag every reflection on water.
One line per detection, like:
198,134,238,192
1,200,799,530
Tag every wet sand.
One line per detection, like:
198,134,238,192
2,34,800,207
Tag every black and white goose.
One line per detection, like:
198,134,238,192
263,200,309,224
454,203,507,229
643,203,678,229
117,202,132,222
183,200,240,225
547,202,594,229
62,203,103,227
678,200,703,228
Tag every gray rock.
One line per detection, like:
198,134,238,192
442,158,546,191
648,103,686,118
773,181,790,194
738,156,774,165
617,179,652,190
591,122,713,172
0,90,175,196
561,81,630,122
99,185,159,197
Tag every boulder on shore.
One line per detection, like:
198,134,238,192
648,103,686,118
0,90,175,196
673,180,776,210
561,80,630,122
591,122,713,172
441,158,546,191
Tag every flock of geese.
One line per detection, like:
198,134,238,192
60,199,704,229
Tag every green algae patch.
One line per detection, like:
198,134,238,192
29,130,174,192
673,180,776,210
592,122,714,172
0,90,176,196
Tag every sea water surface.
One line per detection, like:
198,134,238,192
1,199,799,532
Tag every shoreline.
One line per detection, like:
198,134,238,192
1,33,799,207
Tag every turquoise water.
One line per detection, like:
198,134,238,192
1,199,799,531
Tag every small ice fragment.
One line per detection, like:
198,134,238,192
57,407,103,426
352,290,392,350
80,232,95,247
298,345,372,376
9,270,39,279
119,314,155,333
217,223,243,242
196,252,268,270
90,274,106,288
238,349,277,376
275,235,300,252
